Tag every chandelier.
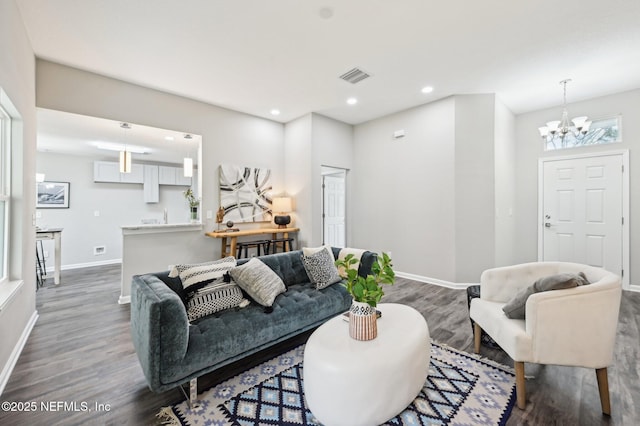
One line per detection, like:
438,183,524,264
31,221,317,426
538,79,591,144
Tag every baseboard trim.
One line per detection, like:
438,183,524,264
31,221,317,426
118,295,131,305
627,285,640,293
395,271,478,290
45,258,122,273
0,310,38,396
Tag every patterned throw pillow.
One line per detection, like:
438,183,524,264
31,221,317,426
229,258,286,307
302,247,342,290
169,256,237,292
186,281,244,322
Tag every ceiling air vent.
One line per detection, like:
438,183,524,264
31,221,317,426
339,67,371,84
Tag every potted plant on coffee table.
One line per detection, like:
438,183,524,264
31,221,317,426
335,252,395,341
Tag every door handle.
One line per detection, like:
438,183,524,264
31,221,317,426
545,222,552,228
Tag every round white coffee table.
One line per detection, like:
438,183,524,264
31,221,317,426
303,303,430,426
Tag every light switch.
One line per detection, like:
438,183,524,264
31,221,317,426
206,210,213,219
94,211,100,217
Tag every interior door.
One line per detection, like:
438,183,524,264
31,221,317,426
541,154,623,275
323,173,346,247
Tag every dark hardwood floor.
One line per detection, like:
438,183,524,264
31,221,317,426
0,265,638,425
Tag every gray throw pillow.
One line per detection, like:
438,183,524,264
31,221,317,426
229,258,286,307
502,272,589,319
302,247,342,290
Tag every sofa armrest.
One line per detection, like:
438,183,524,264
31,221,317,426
525,278,621,367
130,273,190,392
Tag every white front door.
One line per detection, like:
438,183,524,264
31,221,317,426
323,174,346,247
541,153,624,277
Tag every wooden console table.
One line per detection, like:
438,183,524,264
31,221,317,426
205,227,299,258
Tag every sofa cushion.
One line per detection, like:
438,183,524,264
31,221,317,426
502,272,589,319
229,258,286,307
169,256,237,293
164,281,353,384
242,251,311,287
186,281,245,322
302,247,342,289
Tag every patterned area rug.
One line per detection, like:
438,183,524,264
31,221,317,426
158,342,515,425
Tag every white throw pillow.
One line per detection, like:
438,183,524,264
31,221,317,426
169,256,237,292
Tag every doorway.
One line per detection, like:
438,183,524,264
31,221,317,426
322,166,347,247
538,150,629,288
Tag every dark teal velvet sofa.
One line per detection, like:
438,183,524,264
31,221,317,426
130,248,376,396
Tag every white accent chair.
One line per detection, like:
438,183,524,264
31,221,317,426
469,262,622,414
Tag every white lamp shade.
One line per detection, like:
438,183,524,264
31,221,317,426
538,127,549,138
119,150,132,173
546,121,561,133
272,197,292,213
571,116,588,129
183,157,193,177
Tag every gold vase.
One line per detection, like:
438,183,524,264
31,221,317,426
349,301,377,341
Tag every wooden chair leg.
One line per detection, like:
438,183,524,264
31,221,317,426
473,323,482,354
515,361,526,409
596,368,611,416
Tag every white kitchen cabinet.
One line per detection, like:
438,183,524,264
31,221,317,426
94,161,143,183
143,165,159,203
175,170,192,186
158,165,192,186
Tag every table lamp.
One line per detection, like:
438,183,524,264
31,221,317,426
272,197,293,228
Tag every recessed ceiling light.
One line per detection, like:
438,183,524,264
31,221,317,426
421,86,434,94
346,97,358,105
270,109,281,116
164,136,175,141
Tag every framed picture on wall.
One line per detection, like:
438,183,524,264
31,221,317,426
37,181,70,208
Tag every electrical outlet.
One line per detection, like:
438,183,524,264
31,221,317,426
94,246,106,255
43,250,49,258
36,211,42,219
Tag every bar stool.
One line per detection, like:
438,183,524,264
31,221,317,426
236,240,270,258
269,237,294,254
35,240,46,289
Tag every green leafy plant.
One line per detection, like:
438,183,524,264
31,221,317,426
183,188,200,208
335,252,395,308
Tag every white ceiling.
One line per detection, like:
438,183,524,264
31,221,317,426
16,0,640,125
37,109,201,165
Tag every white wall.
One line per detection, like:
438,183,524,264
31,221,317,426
0,0,37,394
494,98,517,267
283,114,312,246
352,97,457,281
310,114,354,246
36,151,195,268
35,60,285,301
283,113,355,248
514,89,640,285
36,60,285,262
453,95,497,282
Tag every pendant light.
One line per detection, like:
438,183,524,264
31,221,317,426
119,122,132,173
183,133,194,177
